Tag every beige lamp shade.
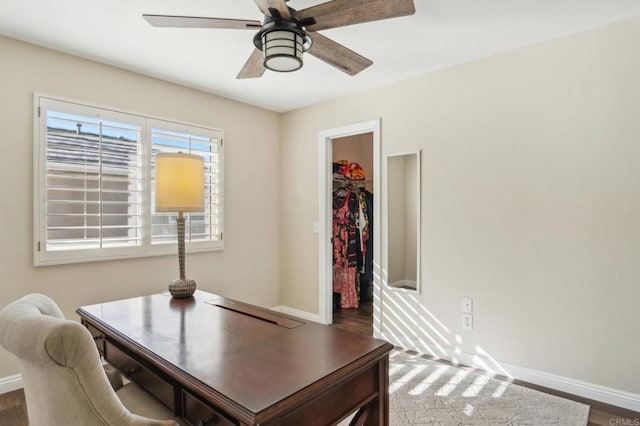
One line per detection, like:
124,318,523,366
155,153,205,212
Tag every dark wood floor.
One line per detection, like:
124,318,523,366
332,300,373,336
0,387,28,426
331,302,640,426
0,305,637,425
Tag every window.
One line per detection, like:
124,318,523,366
34,95,223,266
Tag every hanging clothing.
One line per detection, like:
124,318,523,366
355,190,370,273
360,189,374,302
332,161,374,309
332,190,360,309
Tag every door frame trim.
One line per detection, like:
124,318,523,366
317,118,381,337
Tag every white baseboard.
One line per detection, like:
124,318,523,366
501,360,640,412
0,374,23,394
381,331,640,412
271,306,321,323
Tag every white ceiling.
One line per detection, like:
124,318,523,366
1,0,640,112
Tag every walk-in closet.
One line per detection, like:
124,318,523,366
331,132,374,336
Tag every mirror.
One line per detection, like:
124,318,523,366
386,151,420,292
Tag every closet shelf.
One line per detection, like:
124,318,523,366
333,175,373,183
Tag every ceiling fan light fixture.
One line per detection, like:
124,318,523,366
263,29,304,72
254,18,312,74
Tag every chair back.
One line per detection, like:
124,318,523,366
0,293,173,426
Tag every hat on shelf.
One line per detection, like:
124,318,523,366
347,162,366,181
333,160,350,177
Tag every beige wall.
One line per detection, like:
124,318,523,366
280,17,640,394
0,36,281,378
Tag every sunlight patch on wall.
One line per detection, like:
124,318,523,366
399,294,451,346
383,297,448,357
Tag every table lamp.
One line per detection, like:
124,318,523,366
155,152,205,298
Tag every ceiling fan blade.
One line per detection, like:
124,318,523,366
237,48,266,79
253,0,291,19
307,32,372,76
143,14,261,30
297,0,415,31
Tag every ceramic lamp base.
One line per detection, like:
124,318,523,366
169,278,196,298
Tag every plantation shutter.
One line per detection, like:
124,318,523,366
44,108,143,252
149,121,223,245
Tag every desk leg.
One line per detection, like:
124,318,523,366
362,355,389,426
345,354,391,426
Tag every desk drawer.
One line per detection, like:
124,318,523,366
85,323,105,355
105,341,175,411
182,390,236,426
280,364,377,426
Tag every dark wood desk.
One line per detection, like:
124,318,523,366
77,290,393,426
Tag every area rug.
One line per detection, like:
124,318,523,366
341,350,589,425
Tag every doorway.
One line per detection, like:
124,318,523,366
317,119,381,338
331,133,373,335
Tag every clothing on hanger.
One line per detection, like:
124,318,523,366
331,161,373,309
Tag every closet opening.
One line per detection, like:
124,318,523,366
330,133,374,336
318,119,380,336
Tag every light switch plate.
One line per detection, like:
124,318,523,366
462,297,473,313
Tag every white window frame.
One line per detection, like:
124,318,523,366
33,94,224,266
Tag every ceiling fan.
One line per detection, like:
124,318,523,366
143,0,416,79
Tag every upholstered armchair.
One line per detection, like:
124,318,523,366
0,293,179,426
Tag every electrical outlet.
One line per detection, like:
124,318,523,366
462,297,473,313
462,313,473,330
